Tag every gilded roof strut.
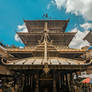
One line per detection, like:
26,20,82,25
44,22,48,64
43,22,49,73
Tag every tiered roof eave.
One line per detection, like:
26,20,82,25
24,19,69,33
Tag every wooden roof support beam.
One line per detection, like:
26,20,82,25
44,22,48,64
43,22,50,74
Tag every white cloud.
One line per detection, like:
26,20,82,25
15,24,28,42
47,0,55,9
54,0,92,20
47,3,51,9
80,22,92,30
14,34,21,42
71,27,79,32
55,0,67,9
69,28,90,49
51,0,92,48
17,24,28,33
17,24,25,29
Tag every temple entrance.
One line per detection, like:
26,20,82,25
14,71,73,92
22,78,53,92
39,80,53,92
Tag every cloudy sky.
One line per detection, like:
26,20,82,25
0,0,92,49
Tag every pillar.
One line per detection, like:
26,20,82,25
67,73,71,92
65,73,68,87
59,72,61,89
53,72,57,92
35,74,39,92
31,75,33,88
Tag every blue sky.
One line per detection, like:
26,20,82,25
0,0,92,48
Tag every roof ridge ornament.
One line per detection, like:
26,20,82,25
42,13,48,19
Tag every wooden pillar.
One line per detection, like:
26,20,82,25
61,73,63,86
20,77,23,92
59,72,61,89
65,73,68,87
21,74,25,92
67,73,71,92
31,75,33,88
70,72,72,83
27,74,29,86
61,72,64,91
35,74,39,92
53,80,57,92
64,74,66,85
22,74,25,88
62,73,65,92
70,72,74,92
65,73,71,92
53,72,57,92
24,74,27,86
62,73,64,86
28,74,30,86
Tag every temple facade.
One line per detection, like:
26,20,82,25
0,19,92,92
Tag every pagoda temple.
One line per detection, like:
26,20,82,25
0,19,92,92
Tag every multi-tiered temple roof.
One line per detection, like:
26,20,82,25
0,19,92,72
17,20,75,46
